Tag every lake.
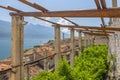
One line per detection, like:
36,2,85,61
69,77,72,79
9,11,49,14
0,38,53,60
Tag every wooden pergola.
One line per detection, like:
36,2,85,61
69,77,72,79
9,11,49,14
0,0,119,80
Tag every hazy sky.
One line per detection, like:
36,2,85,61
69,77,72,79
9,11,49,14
0,0,119,27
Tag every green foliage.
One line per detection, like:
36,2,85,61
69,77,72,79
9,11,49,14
73,45,108,80
57,58,74,80
32,45,108,80
33,45,41,48
24,48,31,53
32,71,65,80
47,40,54,44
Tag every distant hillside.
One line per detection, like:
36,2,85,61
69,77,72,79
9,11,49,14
0,20,54,39
0,20,11,38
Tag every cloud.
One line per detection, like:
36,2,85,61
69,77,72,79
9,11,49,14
41,17,51,26
57,18,73,34
28,17,51,27
57,18,72,25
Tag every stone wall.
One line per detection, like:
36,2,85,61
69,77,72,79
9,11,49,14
109,19,120,78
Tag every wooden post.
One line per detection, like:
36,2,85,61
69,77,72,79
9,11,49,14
78,31,82,51
44,50,48,71
27,65,29,80
70,28,75,67
11,15,24,80
54,25,61,70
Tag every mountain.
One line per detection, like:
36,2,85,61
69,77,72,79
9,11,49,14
0,20,11,38
0,20,54,39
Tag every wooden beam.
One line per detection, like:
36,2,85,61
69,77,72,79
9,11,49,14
19,0,48,12
61,25,120,31
76,28,114,33
19,0,79,26
94,0,101,9
100,0,107,9
83,32,109,36
35,17,59,25
62,17,79,26
0,6,22,12
94,0,105,26
10,8,120,17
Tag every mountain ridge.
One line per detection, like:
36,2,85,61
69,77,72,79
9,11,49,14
0,20,54,39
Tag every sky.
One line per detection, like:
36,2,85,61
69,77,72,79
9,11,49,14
0,0,120,33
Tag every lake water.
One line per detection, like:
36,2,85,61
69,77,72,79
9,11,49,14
0,38,53,60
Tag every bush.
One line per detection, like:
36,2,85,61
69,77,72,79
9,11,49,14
33,45,41,48
32,45,108,80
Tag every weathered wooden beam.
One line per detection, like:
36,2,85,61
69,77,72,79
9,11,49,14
62,25,120,31
53,25,61,70
10,8,120,17
19,0,48,12
70,28,75,67
76,29,115,33
35,17,59,25
0,6,22,12
62,17,79,26
100,0,107,9
94,0,106,30
10,15,24,80
19,0,79,26
94,0,101,9
83,32,109,36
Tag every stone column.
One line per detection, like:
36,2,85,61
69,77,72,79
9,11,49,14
84,33,87,48
78,31,82,51
91,35,95,45
70,28,75,67
87,34,90,47
54,25,61,70
10,15,24,80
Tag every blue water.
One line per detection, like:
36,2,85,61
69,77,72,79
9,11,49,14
0,38,53,60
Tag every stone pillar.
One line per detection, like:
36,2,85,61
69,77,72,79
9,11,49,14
112,0,117,7
54,25,61,70
78,31,82,51
11,15,24,80
84,33,87,48
87,34,90,47
91,35,95,45
70,28,75,67
89,35,92,46
111,0,118,79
